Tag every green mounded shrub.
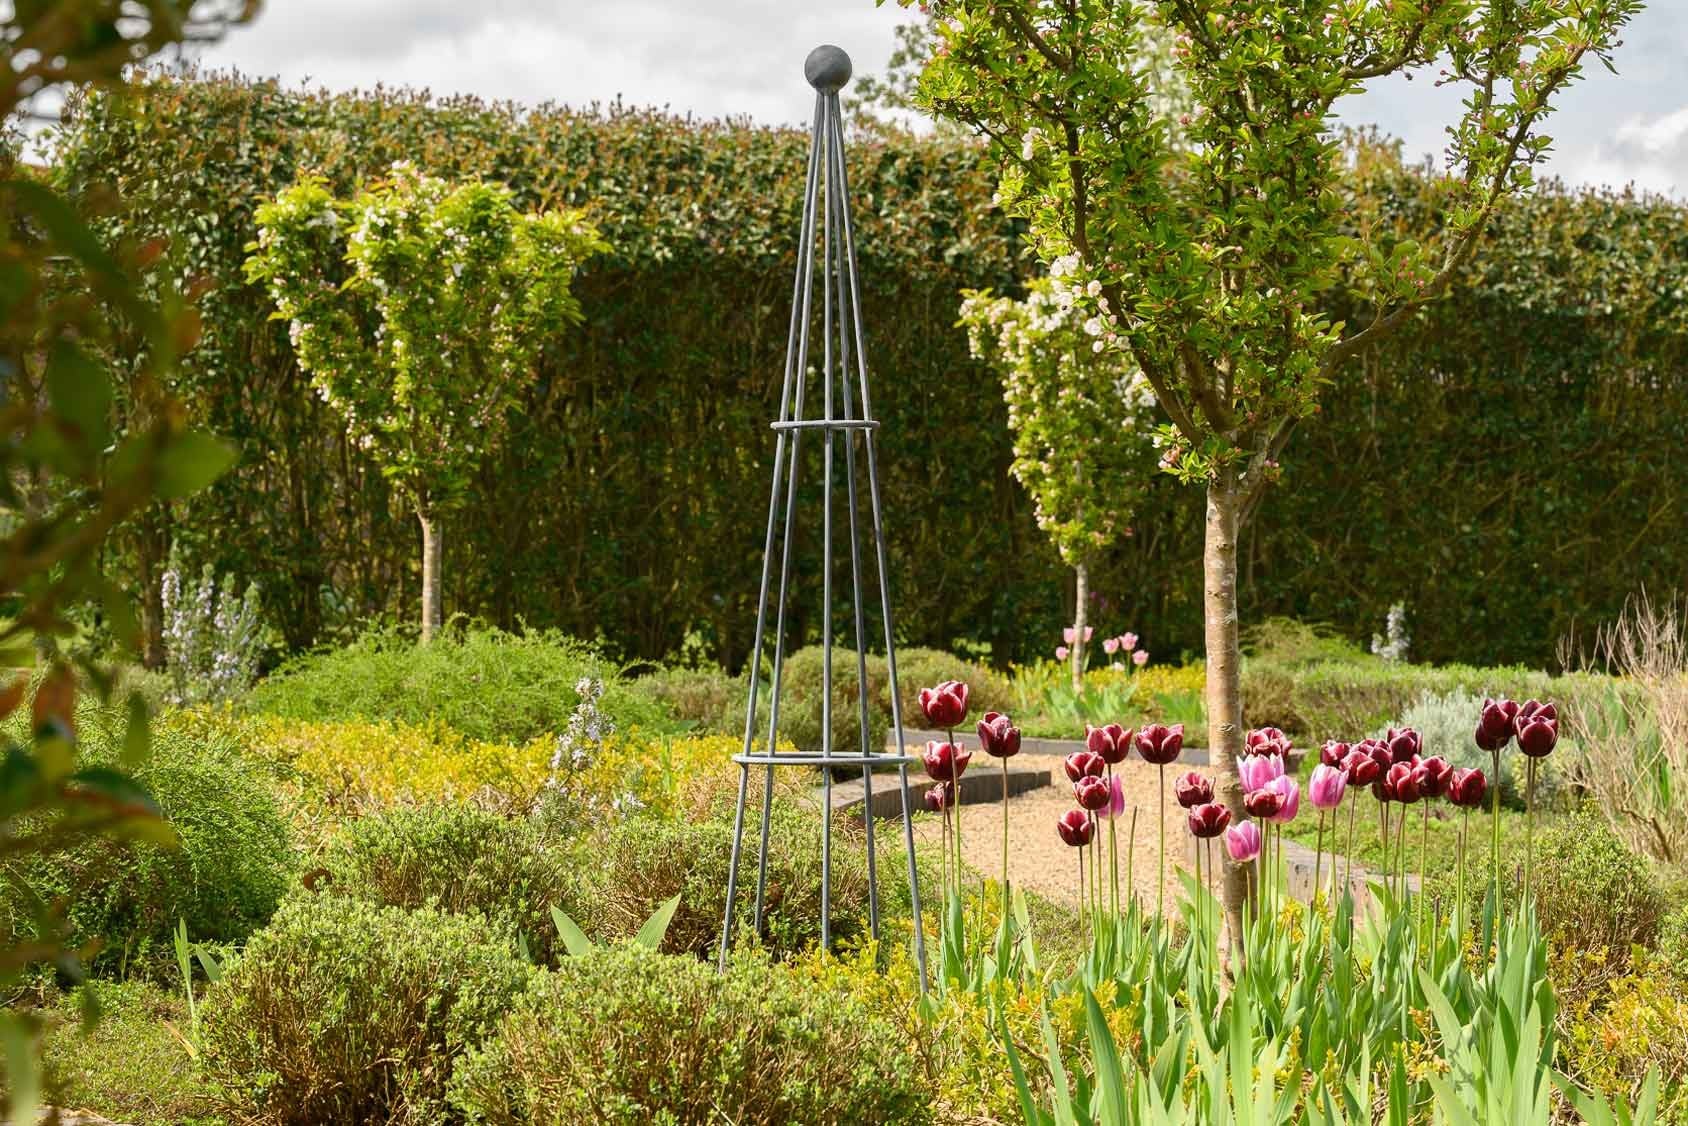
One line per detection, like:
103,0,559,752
576,796,898,960
777,645,890,756
892,647,1013,725
449,944,928,1125
245,625,674,744
1533,810,1666,959
636,665,746,736
316,805,586,966
0,706,296,975
1386,688,1568,809
200,896,533,1125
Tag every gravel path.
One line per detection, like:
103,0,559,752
913,760,1224,909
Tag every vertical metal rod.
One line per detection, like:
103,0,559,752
818,93,837,952
828,104,927,987
719,92,822,974
827,95,880,941
753,97,825,934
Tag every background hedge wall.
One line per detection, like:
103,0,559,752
57,74,1688,669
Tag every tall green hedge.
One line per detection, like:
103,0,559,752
56,75,1688,669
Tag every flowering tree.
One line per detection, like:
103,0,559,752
247,164,605,640
961,280,1157,690
904,0,1639,937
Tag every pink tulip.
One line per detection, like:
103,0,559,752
1264,775,1300,823
1102,774,1127,819
918,680,969,729
1225,820,1262,862
1063,627,1077,645
1055,645,1070,661
1102,637,1120,655
1121,632,1138,651
1132,650,1149,667
1237,752,1285,794
1308,763,1347,809
1083,626,1094,642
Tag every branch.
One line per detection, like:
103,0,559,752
1003,7,1072,73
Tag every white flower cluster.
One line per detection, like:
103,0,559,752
548,676,616,782
1371,602,1411,664
160,551,264,705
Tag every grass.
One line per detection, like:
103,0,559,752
37,979,223,1125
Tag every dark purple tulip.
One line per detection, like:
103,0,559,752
923,740,971,783
1244,787,1283,819
1173,770,1213,809
1057,808,1095,847
1477,696,1519,751
919,680,970,729
1516,712,1559,758
1343,747,1382,787
978,711,1022,759
1075,775,1111,811
1385,727,1422,764
1063,750,1106,782
1448,767,1488,808
923,782,955,812
1135,723,1184,765
1387,761,1421,804
1412,755,1453,799
1085,722,1131,765
1246,727,1293,758
1319,740,1350,768
1188,802,1232,838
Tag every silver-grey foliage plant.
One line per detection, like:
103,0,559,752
160,547,263,705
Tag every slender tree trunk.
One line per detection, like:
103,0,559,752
418,507,443,643
133,508,169,669
1204,476,1249,950
1071,561,1089,694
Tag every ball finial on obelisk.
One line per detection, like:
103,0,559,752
804,44,852,93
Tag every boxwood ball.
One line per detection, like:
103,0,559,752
805,45,852,92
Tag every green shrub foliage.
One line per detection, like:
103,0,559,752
200,896,533,1125
244,625,670,742
56,75,1688,669
0,708,295,974
449,944,928,1125
317,804,584,966
1531,810,1667,959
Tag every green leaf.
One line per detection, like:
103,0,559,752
549,903,594,957
155,431,238,499
45,341,113,454
633,892,681,951
1085,988,1130,1126
122,695,151,768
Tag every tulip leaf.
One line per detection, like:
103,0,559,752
549,904,594,958
1084,988,1129,1126
633,893,680,951
1000,1006,1053,1126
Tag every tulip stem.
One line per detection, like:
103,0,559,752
1107,764,1120,918
1156,764,1167,924
1457,809,1468,949
1077,845,1086,933
1344,795,1357,905
1419,802,1430,952
1194,838,1203,952
1490,747,1502,928
1001,756,1010,920
1126,805,1139,913
1312,809,1325,909
1525,756,1537,908
948,728,961,900
1379,804,1391,904
1396,809,1408,914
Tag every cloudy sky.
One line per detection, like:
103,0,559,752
194,1,1688,199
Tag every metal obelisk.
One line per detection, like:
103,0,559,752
717,44,927,991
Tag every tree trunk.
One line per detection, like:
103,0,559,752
1071,561,1089,694
1204,476,1249,950
133,508,169,669
418,507,443,643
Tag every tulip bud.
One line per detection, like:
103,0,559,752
1244,787,1283,819
1225,820,1262,862
1246,726,1293,758
1063,750,1106,782
1319,740,1350,768
1387,761,1421,804
1103,774,1127,819
1134,723,1184,765
1412,755,1453,798
1477,696,1519,751
1173,770,1213,808
923,740,970,783
919,680,970,729
1308,763,1347,809
977,711,1022,759
1385,727,1422,764
1516,713,1558,757
1057,807,1095,847
1188,801,1232,838
923,782,955,812
1237,752,1285,794
1448,767,1488,808
1343,747,1382,787
1074,775,1111,811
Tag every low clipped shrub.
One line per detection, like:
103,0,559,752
247,715,553,818
0,707,296,975
1533,810,1666,959
449,944,928,1125
200,896,532,1125
316,805,584,966
1661,903,1688,975
1559,954,1688,1126
245,625,673,743
636,666,746,735
893,647,1012,722
777,645,890,755
576,795,897,959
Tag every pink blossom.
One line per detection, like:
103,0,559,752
1132,650,1149,667
1055,645,1070,661
1308,763,1347,810
1237,753,1285,793
1264,775,1300,823
1121,632,1138,651
1225,820,1262,862
1102,637,1120,655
